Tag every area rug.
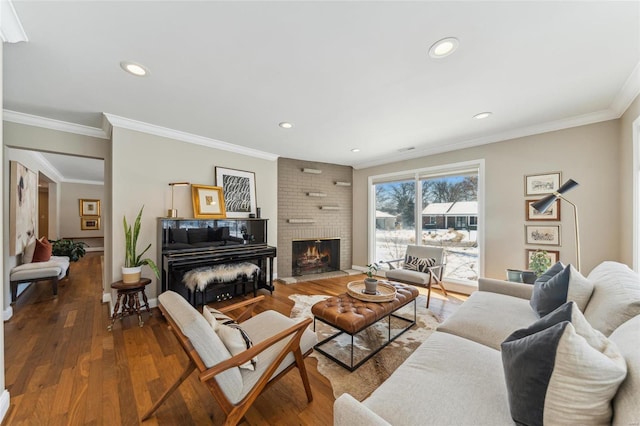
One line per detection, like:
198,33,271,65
289,294,440,400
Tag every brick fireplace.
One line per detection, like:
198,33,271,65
277,158,353,280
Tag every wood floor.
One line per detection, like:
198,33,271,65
3,252,467,425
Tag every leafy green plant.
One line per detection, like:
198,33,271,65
529,250,552,277
123,206,160,278
366,263,378,279
50,239,87,262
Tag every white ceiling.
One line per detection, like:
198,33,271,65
3,1,640,179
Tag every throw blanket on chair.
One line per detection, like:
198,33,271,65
182,262,261,292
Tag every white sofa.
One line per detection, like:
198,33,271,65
334,261,640,425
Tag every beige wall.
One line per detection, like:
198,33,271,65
110,127,278,301
59,182,105,239
353,120,622,280
618,94,640,267
0,39,6,412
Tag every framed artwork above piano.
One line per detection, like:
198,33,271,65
158,218,276,304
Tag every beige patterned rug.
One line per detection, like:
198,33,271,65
289,294,440,401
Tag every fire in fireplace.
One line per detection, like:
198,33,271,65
292,238,340,276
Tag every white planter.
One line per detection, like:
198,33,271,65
122,266,142,284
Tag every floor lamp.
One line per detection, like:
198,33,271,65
531,179,580,271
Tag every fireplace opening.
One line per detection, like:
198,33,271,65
292,238,340,276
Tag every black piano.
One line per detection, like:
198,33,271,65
158,218,276,304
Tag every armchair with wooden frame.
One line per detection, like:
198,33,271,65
381,245,448,308
142,290,316,425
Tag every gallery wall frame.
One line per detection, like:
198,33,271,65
524,172,561,196
526,249,560,266
9,161,37,255
525,199,561,221
79,199,101,216
525,225,561,246
81,217,101,230
192,184,226,219
215,166,257,218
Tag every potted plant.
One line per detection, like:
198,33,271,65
51,239,87,262
364,263,379,294
529,250,552,278
123,206,160,283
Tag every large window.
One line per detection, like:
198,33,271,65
371,162,482,284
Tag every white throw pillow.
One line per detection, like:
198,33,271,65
501,302,627,426
22,237,37,264
203,306,257,370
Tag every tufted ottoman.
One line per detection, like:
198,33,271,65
311,281,419,371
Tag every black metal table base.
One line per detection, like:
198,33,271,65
313,298,417,371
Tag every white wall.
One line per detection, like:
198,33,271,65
59,182,105,239
353,119,622,280
0,39,7,420
110,127,278,302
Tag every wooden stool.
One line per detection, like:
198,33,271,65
108,278,152,331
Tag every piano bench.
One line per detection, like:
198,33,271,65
182,262,261,306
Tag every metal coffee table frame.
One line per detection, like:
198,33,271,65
313,298,417,371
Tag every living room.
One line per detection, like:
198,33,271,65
1,1,639,425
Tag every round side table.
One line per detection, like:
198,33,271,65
108,278,152,331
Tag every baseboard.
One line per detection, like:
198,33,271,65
148,298,158,309
85,247,104,252
102,292,111,304
0,389,10,423
3,306,13,322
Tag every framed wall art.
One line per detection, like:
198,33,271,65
81,217,101,231
526,249,560,266
525,199,561,221
215,167,256,218
192,184,226,219
525,225,561,246
524,172,561,196
80,199,101,216
9,161,37,255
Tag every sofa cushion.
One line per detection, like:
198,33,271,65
530,264,593,317
158,291,243,404
362,331,513,425
403,255,436,273
22,237,37,263
239,310,316,400
609,315,640,426
384,268,430,286
32,237,52,262
203,305,257,370
584,261,640,336
501,302,627,426
437,291,538,350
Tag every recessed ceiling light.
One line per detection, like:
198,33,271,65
473,112,492,120
279,122,293,129
120,61,149,77
351,148,360,153
428,37,459,59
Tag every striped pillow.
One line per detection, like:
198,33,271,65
403,255,436,273
203,306,257,370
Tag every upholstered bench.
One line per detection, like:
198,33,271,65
9,255,70,304
182,262,261,305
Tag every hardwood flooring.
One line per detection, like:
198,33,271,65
3,252,467,425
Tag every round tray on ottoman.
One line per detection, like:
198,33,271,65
346,280,398,302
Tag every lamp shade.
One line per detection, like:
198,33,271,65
531,179,579,213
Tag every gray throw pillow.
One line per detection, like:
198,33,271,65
530,264,594,317
501,302,627,426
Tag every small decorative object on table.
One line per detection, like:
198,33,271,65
347,280,398,302
364,263,379,294
122,206,160,283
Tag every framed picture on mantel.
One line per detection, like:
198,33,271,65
215,167,257,218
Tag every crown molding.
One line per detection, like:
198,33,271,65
611,61,640,116
63,178,104,186
3,110,109,139
103,113,279,162
0,0,27,43
32,152,64,182
352,108,619,170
